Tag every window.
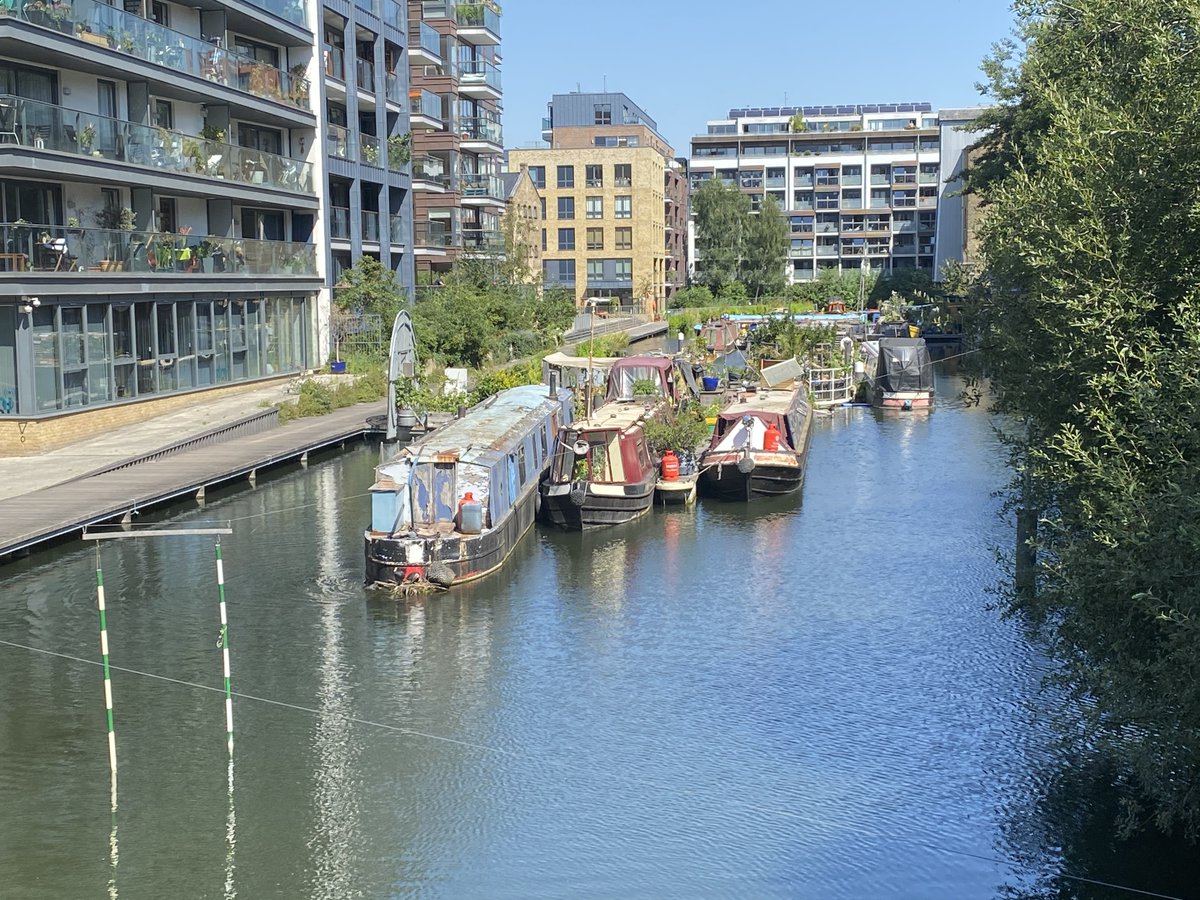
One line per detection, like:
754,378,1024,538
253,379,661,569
151,0,168,25
585,164,603,187
557,227,575,250
528,165,546,189
586,227,603,250
594,103,611,126
152,99,173,129
614,164,631,187
585,196,603,219
615,259,632,281
544,258,576,284
541,228,547,251
557,197,574,219
615,196,631,219
556,165,574,188
587,259,603,281
539,197,546,219
615,227,632,250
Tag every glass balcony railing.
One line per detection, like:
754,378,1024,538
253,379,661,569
359,134,383,167
414,222,460,248
355,57,375,90
412,155,455,190
462,227,504,252
384,0,405,30
385,73,403,104
0,222,317,276
421,0,458,18
765,177,786,189
389,217,406,244
457,2,500,36
327,124,356,161
324,45,345,80
0,95,314,194
459,116,501,144
329,207,351,239
842,174,863,186
355,0,381,18
18,0,311,111
461,173,504,200
249,0,310,29
411,21,442,59
362,210,380,242
919,171,939,184
459,59,501,92
410,88,442,122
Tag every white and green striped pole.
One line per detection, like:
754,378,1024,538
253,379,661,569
216,540,233,756
96,554,117,779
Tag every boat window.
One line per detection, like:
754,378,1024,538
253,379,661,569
508,454,520,503
517,444,527,484
588,430,625,483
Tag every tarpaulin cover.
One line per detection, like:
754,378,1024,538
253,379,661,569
877,338,933,393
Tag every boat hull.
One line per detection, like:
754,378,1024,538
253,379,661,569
873,390,934,410
699,454,806,501
539,478,656,530
364,481,537,587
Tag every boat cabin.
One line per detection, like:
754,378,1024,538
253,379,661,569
709,399,809,454
547,402,655,487
603,355,688,406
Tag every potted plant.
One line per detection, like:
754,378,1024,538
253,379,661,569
387,132,411,169
362,142,379,165
80,121,96,153
182,138,204,172
393,376,420,427
196,239,215,272
47,0,73,32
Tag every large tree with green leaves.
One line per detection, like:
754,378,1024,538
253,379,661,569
974,0,1200,838
692,178,749,294
741,194,788,299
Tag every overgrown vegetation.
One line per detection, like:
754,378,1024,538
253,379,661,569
278,366,388,423
571,332,629,358
969,0,1200,839
643,404,711,455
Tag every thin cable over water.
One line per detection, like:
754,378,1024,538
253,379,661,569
0,637,1181,900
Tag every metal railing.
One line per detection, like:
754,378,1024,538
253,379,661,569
807,366,854,407
38,0,310,110
0,222,317,276
0,95,314,194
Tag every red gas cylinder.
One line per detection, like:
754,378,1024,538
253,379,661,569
764,423,782,452
661,450,680,481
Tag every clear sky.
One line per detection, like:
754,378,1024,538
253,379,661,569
501,0,1019,155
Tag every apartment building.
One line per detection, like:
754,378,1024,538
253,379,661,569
321,0,415,289
407,0,503,279
0,0,414,447
508,91,684,313
689,103,941,284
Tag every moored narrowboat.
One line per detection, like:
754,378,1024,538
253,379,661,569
698,386,814,501
365,384,574,589
860,337,934,410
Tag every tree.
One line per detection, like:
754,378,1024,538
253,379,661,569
741,194,788,299
334,256,406,319
974,0,1200,838
692,178,749,294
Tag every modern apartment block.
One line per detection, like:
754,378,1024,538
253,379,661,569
407,0,503,279
321,0,415,290
689,103,941,284
508,91,685,313
0,0,414,448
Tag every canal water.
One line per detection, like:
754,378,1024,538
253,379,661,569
1,370,1197,900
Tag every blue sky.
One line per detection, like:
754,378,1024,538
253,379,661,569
501,0,1019,154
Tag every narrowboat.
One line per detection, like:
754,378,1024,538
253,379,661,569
365,384,574,589
860,337,934,410
539,400,659,530
698,386,814,501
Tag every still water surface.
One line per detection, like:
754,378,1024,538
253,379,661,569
1,372,1196,899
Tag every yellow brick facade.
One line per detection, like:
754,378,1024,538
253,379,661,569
509,141,668,316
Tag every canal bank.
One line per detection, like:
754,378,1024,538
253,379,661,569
0,369,1196,899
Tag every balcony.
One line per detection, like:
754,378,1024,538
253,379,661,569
919,171,939,184
0,222,317,277
458,59,502,99
410,22,442,65
389,216,406,245
410,88,443,128
385,73,403,106
414,222,460,250
11,0,311,113
384,0,405,30
462,227,505,252
815,246,838,257
456,1,501,45
329,206,351,240
0,95,314,196
892,221,917,233
327,124,356,161
765,176,786,189
247,0,311,29
355,58,376,92
362,210,380,243
458,116,502,149
793,176,814,187
324,46,345,81
360,134,383,168
461,173,505,204
411,154,449,190
789,246,813,258
842,174,863,186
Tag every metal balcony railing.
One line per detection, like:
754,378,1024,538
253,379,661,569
0,95,314,194
0,222,317,276
27,0,311,110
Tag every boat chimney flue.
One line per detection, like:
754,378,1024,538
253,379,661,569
548,370,559,397
457,404,467,419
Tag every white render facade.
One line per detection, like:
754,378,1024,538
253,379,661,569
688,102,941,283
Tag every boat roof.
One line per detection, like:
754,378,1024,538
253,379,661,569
543,351,620,369
388,385,567,467
570,399,653,432
718,387,802,420
610,355,675,374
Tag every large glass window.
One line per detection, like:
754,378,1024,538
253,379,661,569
556,165,574,189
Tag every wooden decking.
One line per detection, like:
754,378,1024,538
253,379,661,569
0,402,385,560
